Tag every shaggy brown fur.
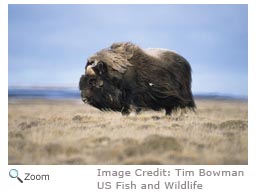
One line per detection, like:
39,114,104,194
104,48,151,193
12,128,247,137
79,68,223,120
81,42,195,115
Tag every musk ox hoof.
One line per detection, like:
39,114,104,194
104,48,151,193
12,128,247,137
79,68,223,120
152,116,161,120
121,109,130,116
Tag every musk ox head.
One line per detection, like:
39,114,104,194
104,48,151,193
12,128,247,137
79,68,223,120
79,74,103,103
79,74,126,112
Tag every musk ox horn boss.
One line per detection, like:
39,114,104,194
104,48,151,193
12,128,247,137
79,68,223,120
79,42,196,116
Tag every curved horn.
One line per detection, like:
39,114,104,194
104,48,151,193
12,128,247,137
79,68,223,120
86,65,96,76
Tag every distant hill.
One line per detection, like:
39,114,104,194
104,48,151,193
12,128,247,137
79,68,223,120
8,87,80,99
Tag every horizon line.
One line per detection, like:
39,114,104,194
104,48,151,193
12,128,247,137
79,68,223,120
8,86,248,99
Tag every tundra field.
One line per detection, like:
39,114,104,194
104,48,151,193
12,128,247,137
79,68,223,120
8,98,247,165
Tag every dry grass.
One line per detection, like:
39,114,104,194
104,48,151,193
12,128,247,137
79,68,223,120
8,98,248,165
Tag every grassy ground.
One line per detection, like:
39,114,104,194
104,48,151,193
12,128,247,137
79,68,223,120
8,98,248,165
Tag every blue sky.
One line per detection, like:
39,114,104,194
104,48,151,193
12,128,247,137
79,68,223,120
8,4,248,96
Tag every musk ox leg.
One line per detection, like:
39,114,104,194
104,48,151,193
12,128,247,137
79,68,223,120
135,107,142,114
121,107,130,116
165,107,173,116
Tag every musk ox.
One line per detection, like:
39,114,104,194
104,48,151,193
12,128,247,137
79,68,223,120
79,42,195,115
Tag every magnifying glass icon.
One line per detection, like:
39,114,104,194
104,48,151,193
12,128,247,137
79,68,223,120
9,169,23,183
